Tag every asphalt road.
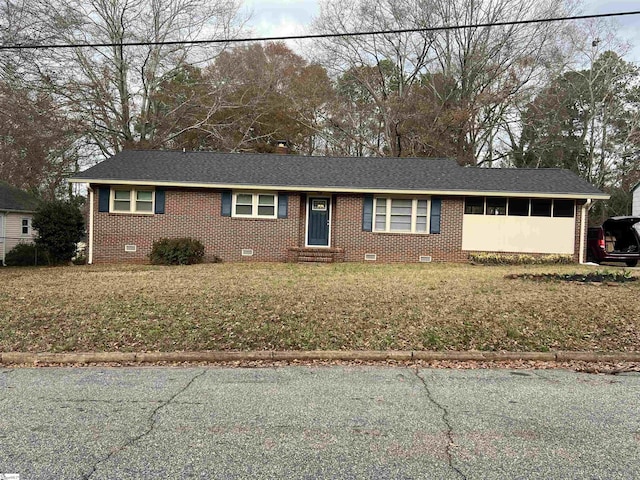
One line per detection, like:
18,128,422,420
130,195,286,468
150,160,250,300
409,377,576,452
0,366,638,479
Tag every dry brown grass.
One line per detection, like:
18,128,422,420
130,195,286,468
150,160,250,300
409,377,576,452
1,262,639,353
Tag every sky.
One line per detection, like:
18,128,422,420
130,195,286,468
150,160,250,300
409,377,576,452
244,0,640,64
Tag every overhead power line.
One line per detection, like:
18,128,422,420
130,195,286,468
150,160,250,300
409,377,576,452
1,10,639,51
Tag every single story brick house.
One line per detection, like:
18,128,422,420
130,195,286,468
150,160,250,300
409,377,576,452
69,150,608,264
0,182,39,265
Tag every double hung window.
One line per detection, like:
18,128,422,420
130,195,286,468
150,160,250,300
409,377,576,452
373,198,429,233
111,188,155,214
233,193,277,218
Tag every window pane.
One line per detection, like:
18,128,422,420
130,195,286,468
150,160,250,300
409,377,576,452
235,204,252,215
375,198,387,214
375,215,386,231
136,201,153,212
465,197,484,214
553,199,575,217
508,198,529,216
257,205,275,216
486,197,507,215
137,191,153,201
416,217,427,232
236,194,252,204
114,200,130,211
390,215,411,231
417,200,428,216
531,199,552,217
390,199,412,215
258,194,275,206
114,189,131,200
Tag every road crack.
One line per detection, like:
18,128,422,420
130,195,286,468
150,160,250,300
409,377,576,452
413,368,467,480
82,369,207,480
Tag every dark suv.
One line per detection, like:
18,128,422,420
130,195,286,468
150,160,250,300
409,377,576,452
587,216,640,267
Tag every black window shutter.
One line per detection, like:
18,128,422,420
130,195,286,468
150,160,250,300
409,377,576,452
430,197,442,234
98,187,110,212
277,193,288,218
221,190,232,217
362,195,373,232
154,189,165,214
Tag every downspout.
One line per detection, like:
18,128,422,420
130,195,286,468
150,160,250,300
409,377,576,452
88,187,94,265
579,199,592,264
1,211,6,266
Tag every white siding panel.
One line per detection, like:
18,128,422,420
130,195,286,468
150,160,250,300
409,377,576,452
633,186,640,216
3,213,36,257
462,215,575,254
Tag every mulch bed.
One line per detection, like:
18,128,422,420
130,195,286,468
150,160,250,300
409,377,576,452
506,272,637,283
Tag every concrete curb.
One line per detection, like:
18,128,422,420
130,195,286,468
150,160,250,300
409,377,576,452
1,350,640,365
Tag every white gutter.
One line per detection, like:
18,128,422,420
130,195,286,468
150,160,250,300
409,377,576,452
579,199,592,264
68,179,611,201
88,187,94,265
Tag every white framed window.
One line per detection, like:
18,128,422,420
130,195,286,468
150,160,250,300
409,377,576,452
373,197,430,233
21,218,31,236
232,192,277,218
111,188,155,214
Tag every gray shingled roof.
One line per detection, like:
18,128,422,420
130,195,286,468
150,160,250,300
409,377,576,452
71,150,606,197
0,182,40,211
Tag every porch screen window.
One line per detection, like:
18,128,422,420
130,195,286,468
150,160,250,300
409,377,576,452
464,197,485,214
486,197,507,215
531,199,552,217
233,192,277,218
374,197,430,233
553,199,575,217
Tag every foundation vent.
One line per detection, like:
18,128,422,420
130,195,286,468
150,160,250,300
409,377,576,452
124,245,137,252
419,255,432,263
241,249,254,257
364,253,377,261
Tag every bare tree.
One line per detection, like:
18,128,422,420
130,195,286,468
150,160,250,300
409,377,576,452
312,0,573,162
312,0,437,157
28,0,245,157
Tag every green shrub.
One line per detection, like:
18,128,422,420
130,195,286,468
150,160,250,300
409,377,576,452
32,200,85,266
149,238,205,265
4,243,50,266
469,252,574,265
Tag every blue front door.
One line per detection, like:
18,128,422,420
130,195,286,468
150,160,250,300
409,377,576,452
307,197,330,246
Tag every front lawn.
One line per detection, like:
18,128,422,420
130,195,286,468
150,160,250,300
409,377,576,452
1,263,638,353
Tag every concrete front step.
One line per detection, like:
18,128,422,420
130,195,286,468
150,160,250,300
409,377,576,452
287,247,345,263
297,255,333,263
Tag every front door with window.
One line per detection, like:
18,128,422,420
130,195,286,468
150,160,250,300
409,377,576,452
307,197,330,247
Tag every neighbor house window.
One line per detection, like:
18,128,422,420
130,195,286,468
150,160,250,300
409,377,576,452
21,218,30,236
111,188,154,214
233,192,277,218
374,197,429,233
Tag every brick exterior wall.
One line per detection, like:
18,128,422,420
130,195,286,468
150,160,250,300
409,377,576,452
91,186,585,264
332,194,467,263
92,187,302,263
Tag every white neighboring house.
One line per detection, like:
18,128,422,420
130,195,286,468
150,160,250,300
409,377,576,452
0,182,39,265
633,182,640,216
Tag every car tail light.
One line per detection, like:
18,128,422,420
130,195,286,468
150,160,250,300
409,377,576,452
598,231,605,250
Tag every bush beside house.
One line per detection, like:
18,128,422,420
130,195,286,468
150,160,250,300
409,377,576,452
32,200,85,265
